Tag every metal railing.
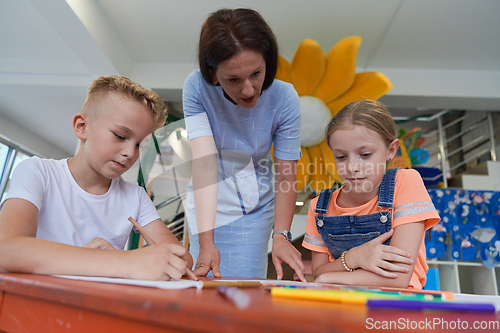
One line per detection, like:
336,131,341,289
396,110,500,188
156,193,186,241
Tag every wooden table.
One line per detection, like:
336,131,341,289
0,273,499,332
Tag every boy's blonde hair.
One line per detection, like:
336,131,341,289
81,75,167,130
326,100,397,148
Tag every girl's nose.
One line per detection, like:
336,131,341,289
348,160,360,173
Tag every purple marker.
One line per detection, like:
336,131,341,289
217,285,251,309
367,299,496,313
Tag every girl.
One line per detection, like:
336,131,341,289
302,100,440,289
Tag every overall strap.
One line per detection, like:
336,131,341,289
314,188,335,215
377,168,399,208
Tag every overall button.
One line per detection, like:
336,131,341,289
380,214,388,223
317,220,324,227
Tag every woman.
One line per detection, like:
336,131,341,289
183,8,305,280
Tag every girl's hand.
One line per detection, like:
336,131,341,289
272,235,306,282
346,229,413,278
83,238,116,250
192,243,221,278
126,243,188,280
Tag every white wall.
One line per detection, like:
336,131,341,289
0,113,71,159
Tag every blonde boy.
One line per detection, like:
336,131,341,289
0,76,193,280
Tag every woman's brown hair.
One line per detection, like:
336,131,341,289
198,8,278,91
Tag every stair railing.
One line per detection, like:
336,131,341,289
397,110,499,188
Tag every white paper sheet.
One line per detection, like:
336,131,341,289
453,293,500,310
53,275,203,289
53,275,328,290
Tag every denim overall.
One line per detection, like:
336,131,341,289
315,168,399,260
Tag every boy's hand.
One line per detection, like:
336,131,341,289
127,243,188,280
83,238,116,250
272,236,306,282
346,229,413,278
192,243,221,278
182,252,194,275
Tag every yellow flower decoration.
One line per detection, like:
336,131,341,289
276,36,393,193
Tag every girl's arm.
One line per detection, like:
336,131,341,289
312,229,410,277
189,136,220,277
314,221,424,288
271,158,306,282
0,198,188,280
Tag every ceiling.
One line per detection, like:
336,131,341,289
1,0,499,158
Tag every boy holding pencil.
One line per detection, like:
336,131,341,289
0,75,193,280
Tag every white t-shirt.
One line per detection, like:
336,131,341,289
1,157,160,249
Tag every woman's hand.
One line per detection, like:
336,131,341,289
346,229,413,278
192,243,221,277
83,238,116,250
272,235,306,282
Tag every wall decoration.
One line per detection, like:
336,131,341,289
276,37,392,193
426,188,500,268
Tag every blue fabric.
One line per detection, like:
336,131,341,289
182,70,301,278
188,202,274,278
426,188,500,268
423,267,441,291
314,169,398,260
413,167,443,187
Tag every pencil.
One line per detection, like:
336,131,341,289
128,217,198,281
271,287,368,305
270,288,437,304
202,281,261,288
380,286,454,300
217,285,251,309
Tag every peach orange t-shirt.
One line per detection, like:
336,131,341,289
302,168,440,289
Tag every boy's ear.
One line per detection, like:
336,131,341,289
387,139,400,161
73,113,88,140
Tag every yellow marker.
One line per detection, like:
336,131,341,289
270,288,435,305
271,288,369,305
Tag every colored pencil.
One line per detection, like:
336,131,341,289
203,280,261,288
271,287,368,304
273,285,440,301
271,288,441,304
349,289,437,301
217,285,251,309
128,217,198,281
380,286,454,300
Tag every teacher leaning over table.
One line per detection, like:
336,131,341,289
182,8,305,280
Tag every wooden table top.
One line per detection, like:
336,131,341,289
0,273,499,332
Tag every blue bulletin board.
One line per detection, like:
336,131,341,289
426,188,500,268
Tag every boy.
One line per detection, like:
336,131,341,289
0,75,193,280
